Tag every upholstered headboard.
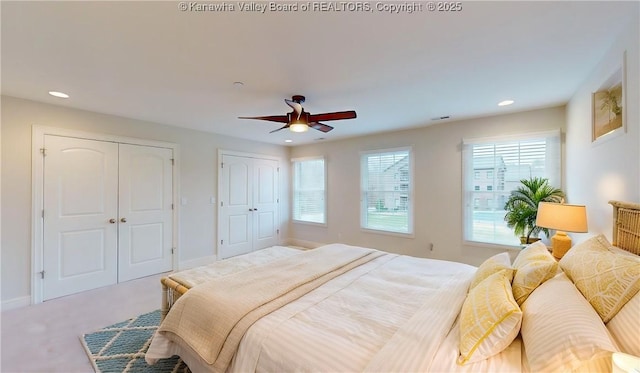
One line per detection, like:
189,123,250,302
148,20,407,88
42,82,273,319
609,200,640,255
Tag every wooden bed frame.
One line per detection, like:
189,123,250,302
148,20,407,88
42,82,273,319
159,200,640,319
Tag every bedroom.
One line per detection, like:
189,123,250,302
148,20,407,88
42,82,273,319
1,1,639,372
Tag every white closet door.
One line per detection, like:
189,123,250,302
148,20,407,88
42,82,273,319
219,155,253,259
118,144,173,282
253,158,279,249
43,135,118,300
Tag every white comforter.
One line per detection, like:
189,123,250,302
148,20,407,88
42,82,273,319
147,245,522,372
232,251,476,373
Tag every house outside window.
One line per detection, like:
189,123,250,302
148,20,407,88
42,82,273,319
463,130,561,246
292,157,326,224
361,147,413,235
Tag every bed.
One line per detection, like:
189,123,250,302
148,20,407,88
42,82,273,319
146,200,640,372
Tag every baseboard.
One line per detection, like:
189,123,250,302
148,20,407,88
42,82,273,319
1,295,31,311
286,238,326,249
178,254,217,271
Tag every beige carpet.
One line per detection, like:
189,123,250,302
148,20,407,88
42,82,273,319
1,273,165,373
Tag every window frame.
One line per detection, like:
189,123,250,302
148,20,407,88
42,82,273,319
462,130,561,248
360,146,414,237
291,156,327,226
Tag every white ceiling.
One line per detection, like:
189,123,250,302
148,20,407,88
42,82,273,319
1,1,636,145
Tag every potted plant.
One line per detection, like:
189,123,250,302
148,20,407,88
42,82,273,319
504,177,565,245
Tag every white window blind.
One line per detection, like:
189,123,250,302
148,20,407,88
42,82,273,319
463,130,561,246
361,148,413,234
292,157,326,224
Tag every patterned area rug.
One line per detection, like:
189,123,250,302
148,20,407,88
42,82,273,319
81,310,190,373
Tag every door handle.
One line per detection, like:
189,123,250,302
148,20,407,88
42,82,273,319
109,218,116,224
249,208,254,211
120,218,127,223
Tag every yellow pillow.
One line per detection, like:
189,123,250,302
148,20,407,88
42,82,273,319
512,241,558,306
469,252,513,290
560,234,640,323
458,270,522,365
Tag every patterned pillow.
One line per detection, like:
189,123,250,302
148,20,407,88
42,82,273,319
469,252,513,290
458,270,522,365
560,234,640,322
511,241,558,305
521,273,618,372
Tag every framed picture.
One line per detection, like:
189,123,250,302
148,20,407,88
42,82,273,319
592,50,626,144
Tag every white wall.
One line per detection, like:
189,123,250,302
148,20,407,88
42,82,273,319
566,16,639,244
1,95,290,305
289,106,567,266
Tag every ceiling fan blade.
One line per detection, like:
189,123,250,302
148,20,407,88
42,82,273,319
269,124,290,133
284,99,303,119
309,122,334,133
238,115,289,123
309,110,357,122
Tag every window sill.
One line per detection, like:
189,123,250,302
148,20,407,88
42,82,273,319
292,220,327,228
463,240,524,252
361,228,414,239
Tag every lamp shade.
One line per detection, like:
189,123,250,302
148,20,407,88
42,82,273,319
536,202,588,233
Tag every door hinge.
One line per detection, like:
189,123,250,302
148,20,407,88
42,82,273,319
221,162,224,169
277,198,279,203
277,229,280,235
42,210,45,218
39,270,45,279
277,167,280,172
220,239,224,245
170,158,175,166
171,203,174,210
171,247,175,254
220,201,224,207
40,148,46,156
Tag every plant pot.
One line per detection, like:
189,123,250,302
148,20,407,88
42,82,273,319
520,237,541,245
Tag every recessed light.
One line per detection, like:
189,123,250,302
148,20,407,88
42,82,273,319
498,100,514,106
284,139,293,143
49,91,69,99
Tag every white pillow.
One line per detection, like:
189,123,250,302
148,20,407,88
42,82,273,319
521,273,618,372
607,289,640,356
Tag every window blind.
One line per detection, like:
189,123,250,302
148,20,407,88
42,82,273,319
292,157,326,224
463,130,561,246
361,148,412,234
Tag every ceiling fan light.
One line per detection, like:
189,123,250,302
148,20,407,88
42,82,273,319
289,122,309,132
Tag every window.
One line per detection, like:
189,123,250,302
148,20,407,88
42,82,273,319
463,130,561,246
361,148,413,234
292,157,326,224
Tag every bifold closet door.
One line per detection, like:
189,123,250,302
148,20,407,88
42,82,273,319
219,154,279,259
43,135,119,300
43,137,174,300
117,144,173,282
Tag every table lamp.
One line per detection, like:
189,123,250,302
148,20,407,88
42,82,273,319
535,202,588,259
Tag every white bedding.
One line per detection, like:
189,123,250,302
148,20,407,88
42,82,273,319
147,245,523,372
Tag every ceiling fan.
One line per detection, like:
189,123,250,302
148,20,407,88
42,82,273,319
238,95,357,133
